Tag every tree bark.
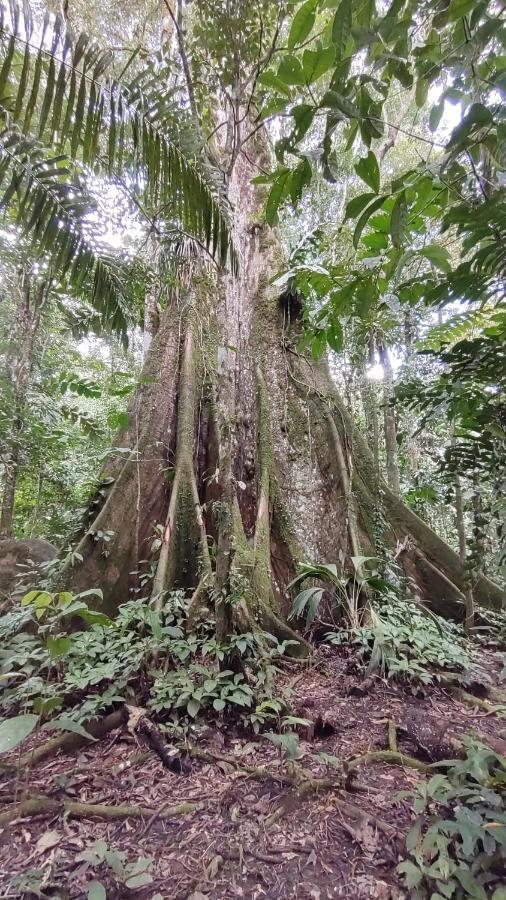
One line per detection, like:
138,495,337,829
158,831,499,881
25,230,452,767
0,271,47,537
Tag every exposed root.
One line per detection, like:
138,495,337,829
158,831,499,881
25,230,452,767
151,324,211,604
450,687,506,716
264,779,394,834
14,710,125,771
0,796,197,826
326,411,366,586
388,720,398,753
346,749,433,778
187,742,398,834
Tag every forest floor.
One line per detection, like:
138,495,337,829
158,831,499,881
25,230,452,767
1,645,505,900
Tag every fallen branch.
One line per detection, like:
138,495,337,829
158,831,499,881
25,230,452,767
0,795,197,826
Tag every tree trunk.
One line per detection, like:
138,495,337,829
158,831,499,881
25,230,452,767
0,271,47,537
454,471,474,629
378,340,400,496
143,235,161,358
58,133,503,638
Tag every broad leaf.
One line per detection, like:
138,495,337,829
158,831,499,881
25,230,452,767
0,714,39,754
355,151,380,193
288,0,317,49
390,192,408,248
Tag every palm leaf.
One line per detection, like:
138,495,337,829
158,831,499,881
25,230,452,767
0,122,132,337
0,3,236,272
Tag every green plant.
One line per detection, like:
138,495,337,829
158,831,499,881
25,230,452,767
398,739,506,899
264,730,302,762
327,595,471,684
288,557,384,630
75,841,153,896
149,665,254,718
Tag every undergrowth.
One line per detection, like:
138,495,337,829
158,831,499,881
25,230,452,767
288,556,474,684
327,596,472,684
0,588,292,751
398,738,506,899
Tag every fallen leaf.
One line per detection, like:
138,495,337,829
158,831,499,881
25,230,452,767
206,854,223,878
305,849,317,867
35,830,61,855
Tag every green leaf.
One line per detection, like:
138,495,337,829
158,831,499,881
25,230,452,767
448,0,476,20
265,731,301,760
355,151,380,193
257,71,292,98
332,0,352,57
213,698,226,712
45,717,97,741
125,873,153,889
87,882,106,900
390,192,408,248
278,55,306,86
0,714,39,754
77,609,113,626
353,196,386,248
265,169,291,225
21,590,52,607
311,329,328,359
326,320,343,352
419,244,451,273
429,100,444,132
447,102,493,149
415,77,428,109
302,47,336,83
288,0,317,50
321,90,361,119
290,156,312,204
46,636,72,658
345,191,376,219
292,104,316,140
186,698,200,718
396,860,423,889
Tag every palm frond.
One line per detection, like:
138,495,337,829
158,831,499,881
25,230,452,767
0,122,132,337
0,2,236,272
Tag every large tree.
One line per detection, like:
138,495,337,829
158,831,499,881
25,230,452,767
1,0,503,644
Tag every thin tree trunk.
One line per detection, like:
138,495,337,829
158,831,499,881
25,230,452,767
454,471,474,629
378,341,400,496
0,271,47,537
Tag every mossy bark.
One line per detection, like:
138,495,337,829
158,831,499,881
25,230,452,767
59,130,503,632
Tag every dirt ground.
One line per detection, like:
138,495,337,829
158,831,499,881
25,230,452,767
1,646,505,899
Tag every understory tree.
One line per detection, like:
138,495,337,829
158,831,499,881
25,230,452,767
0,0,503,652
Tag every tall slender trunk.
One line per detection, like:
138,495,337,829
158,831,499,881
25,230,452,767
0,270,47,537
454,471,474,629
360,344,379,477
378,340,400,496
